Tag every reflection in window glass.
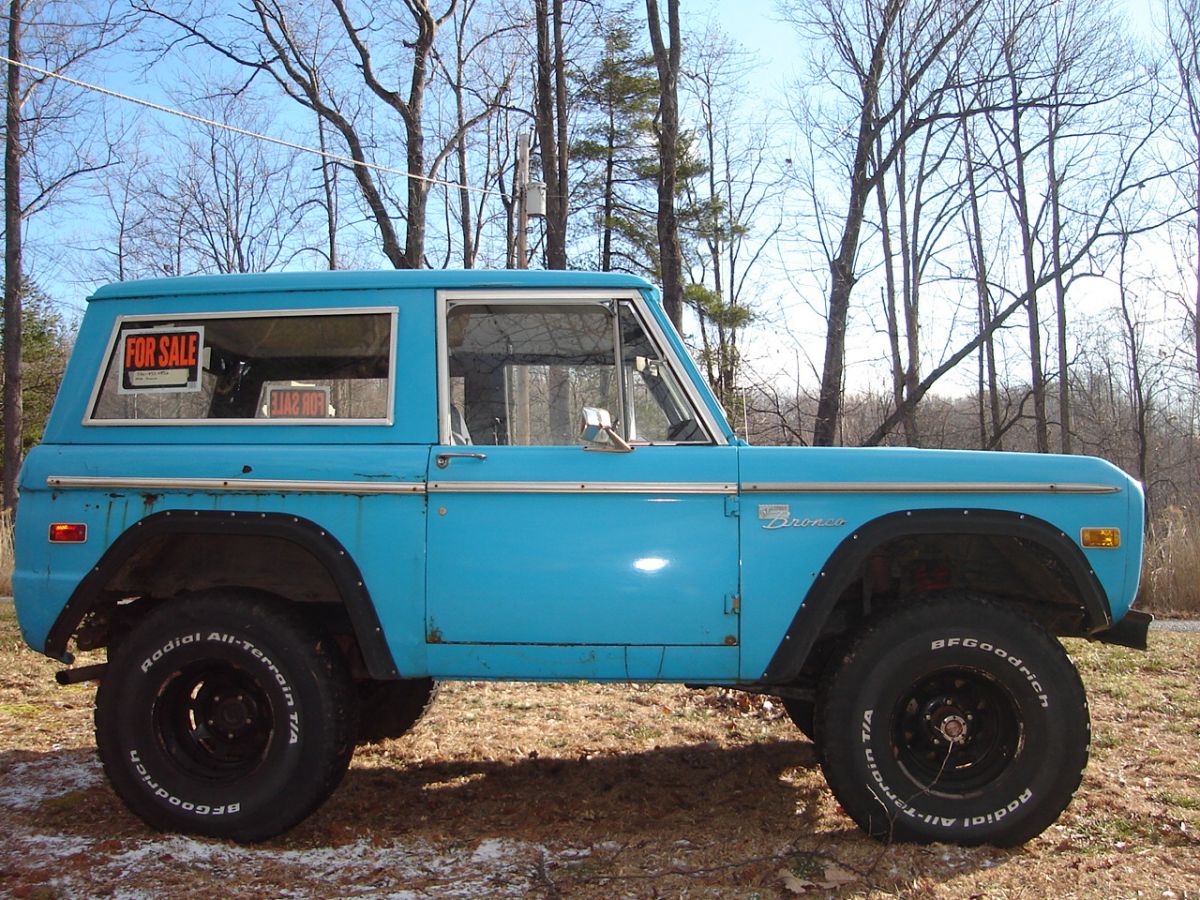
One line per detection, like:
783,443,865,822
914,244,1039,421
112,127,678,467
91,312,392,422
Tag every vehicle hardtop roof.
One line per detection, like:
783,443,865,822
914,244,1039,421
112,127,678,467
88,268,655,302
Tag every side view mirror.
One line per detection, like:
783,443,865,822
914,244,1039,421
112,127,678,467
579,407,633,453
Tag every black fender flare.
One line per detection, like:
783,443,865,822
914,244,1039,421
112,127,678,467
760,508,1114,684
45,510,399,679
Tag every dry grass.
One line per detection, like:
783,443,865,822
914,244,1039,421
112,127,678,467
1141,507,1200,617
0,605,1197,897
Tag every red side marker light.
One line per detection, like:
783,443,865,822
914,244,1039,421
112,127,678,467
49,523,87,543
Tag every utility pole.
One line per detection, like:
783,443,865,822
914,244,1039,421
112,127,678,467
516,132,529,270
514,132,546,271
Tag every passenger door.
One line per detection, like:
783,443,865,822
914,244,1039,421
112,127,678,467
425,294,740,650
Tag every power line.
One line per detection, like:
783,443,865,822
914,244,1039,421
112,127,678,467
0,55,504,198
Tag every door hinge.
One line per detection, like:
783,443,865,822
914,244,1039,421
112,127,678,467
724,593,741,615
724,495,740,517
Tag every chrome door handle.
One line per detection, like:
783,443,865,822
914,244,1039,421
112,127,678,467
436,452,488,469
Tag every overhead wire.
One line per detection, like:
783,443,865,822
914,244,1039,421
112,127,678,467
0,55,506,198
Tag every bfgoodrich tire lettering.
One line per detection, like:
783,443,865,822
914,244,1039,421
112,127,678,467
95,592,356,842
818,595,1089,847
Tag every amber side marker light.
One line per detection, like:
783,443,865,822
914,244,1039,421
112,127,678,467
49,523,87,543
1080,527,1120,549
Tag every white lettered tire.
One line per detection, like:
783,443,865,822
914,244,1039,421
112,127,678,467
95,592,356,842
817,595,1089,846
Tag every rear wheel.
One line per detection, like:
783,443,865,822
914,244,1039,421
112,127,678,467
817,595,1089,846
95,592,357,842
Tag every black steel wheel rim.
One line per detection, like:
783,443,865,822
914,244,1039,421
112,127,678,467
891,666,1022,796
153,661,275,781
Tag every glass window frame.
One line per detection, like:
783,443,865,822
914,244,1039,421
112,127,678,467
84,307,399,427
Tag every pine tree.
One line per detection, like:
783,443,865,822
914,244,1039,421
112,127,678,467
571,18,660,274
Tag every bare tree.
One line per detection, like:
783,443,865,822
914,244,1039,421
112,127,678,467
533,0,570,268
430,1,521,268
958,88,1006,449
872,29,972,447
681,26,783,412
980,0,1145,453
139,0,512,269
2,0,134,511
781,0,988,446
4,0,24,512
164,97,312,274
1166,0,1200,386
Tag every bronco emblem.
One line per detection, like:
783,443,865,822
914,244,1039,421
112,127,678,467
758,504,846,529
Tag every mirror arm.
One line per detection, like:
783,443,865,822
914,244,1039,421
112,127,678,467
583,426,633,453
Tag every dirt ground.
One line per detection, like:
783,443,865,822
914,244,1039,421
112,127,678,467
0,606,1197,898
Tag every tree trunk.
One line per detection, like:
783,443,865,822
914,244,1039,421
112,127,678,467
601,113,615,270
812,259,855,447
3,0,23,514
535,0,568,269
876,148,905,439
455,98,474,267
961,113,1002,449
646,0,684,329
1116,235,1149,504
1193,139,1200,388
404,125,428,269
810,0,902,447
1048,105,1071,453
1007,61,1050,453
316,112,338,270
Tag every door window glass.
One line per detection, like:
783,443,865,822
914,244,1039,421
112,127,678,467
444,300,709,445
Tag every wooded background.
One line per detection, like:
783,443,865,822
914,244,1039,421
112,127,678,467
2,0,1199,561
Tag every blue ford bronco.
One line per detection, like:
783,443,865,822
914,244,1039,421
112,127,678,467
12,269,1149,845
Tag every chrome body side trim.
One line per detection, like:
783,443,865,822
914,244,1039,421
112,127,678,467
427,481,737,494
46,476,426,495
742,481,1121,495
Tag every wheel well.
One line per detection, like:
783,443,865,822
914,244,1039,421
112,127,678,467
48,510,399,679
762,509,1112,686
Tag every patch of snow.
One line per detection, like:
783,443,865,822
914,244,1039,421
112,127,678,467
0,754,102,809
7,831,93,858
470,837,516,863
31,833,562,898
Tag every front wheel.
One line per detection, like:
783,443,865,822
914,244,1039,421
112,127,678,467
817,595,1089,847
95,592,357,842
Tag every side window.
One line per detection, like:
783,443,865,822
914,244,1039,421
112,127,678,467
446,303,618,446
90,311,393,423
443,300,709,445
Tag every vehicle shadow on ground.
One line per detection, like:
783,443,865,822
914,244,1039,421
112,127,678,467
311,737,833,844
0,742,1011,895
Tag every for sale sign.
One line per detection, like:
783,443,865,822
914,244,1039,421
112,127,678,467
265,385,331,418
117,326,204,394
